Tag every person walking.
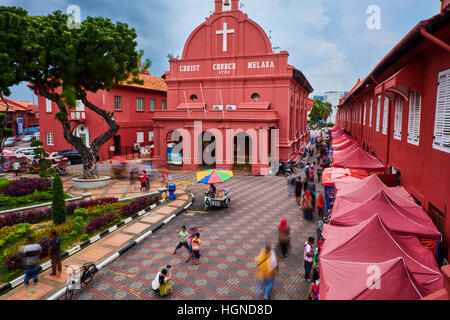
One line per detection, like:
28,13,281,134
317,162,324,183
190,233,201,265
278,217,291,258
301,190,313,221
12,160,20,177
304,237,315,281
316,192,325,219
287,174,295,197
293,177,303,207
129,168,138,192
309,162,315,183
20,236,42,287
255,244,278,300
171,225,190,255
48,231,62,277
304,163,310,182
140,170,148,192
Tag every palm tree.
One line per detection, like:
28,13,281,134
321,102,333,123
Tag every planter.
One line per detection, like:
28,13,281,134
73,176,111,189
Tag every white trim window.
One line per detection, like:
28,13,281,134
136,131,144,143
114,96,122,111
376,95,381,132
363,102,367,125
407,90,421,146
46,132,54,146
136,98,144,111
393,97,403,140
46,99,52,113
76,100,85,111
382,97,389,135
148,130,154,142
369,100,373,127
433,69,450,152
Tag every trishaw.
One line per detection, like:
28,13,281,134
196,169,233,212
54,157,69,175
204,188,231,211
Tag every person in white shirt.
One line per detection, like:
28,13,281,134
152,266,172,296
303,236,315,281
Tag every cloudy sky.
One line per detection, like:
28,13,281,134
3,0,441,102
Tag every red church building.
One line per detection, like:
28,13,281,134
151,0,313,175
34,73,167,161
336,1,450,263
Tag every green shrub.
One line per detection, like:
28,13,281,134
0,223,31,251
0,190,53,209
51,173,66,225
79,234,89,242
0,178,10,191
72,216,85,234
74,208,89,219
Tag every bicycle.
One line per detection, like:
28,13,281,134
64,262,97,300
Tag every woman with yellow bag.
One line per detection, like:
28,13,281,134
255,244,278,300
151,265,173,297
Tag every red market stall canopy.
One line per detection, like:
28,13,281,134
332,135,351,145
330,190,442,241
322,167,368,186
320,215,444,299
331,128,345,139
332,142,360,155
332,145,385,171
334,174,416,207
332,139,356,151
320,257,423,300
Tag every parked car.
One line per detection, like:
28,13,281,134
21,135,35,143
33,132,40,140
4,137,16,147
57,149,100,165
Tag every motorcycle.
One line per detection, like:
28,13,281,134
277,160,293,175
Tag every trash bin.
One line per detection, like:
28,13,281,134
168,183,176,200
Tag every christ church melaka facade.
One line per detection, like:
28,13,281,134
151,0,313,175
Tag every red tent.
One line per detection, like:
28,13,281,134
331,128,345,139
322,167,368,186
332,135,350,145
332,142,359,155
320,215,443,299
333,145,385,171
330,190,442,241
334,174,416,207
332,139,356,151
320,257,423,300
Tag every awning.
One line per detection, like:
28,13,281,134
375,66,423,102
322,167,368,186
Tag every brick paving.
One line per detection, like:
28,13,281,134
69,166,322,300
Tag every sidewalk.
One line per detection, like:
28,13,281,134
0,188,193,300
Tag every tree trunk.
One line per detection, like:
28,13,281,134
81,148,99,179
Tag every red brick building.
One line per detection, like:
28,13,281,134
336,1,450,262
151,0,313,175
0,99,39,135
34,73,167,160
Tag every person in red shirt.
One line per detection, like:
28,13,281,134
316,192,325,219
140,170,148,192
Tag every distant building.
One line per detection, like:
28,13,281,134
0,99,39,135
324,91,347,123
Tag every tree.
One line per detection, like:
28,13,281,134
0,7,30,152
30,139,55,178
9,9,151,179
51,172,66,225
321,102,333,123
308,98,324,127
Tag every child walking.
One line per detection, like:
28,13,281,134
190,233,201,265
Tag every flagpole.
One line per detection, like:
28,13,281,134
200,83,207,118
183,91,191,119
219,89,225,118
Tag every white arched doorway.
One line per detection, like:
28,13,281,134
73,124,91,147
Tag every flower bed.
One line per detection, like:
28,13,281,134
0,194,160,283
1,177,51,197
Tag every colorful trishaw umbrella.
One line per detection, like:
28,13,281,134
196,169,233,184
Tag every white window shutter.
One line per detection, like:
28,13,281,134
382,97,389,135
369,100,373,127
46,99,52,113
376,96,381,132
363,103,366,125
394,97,403,140
433,69,450,152
76,100,85,111
408,90,421,146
